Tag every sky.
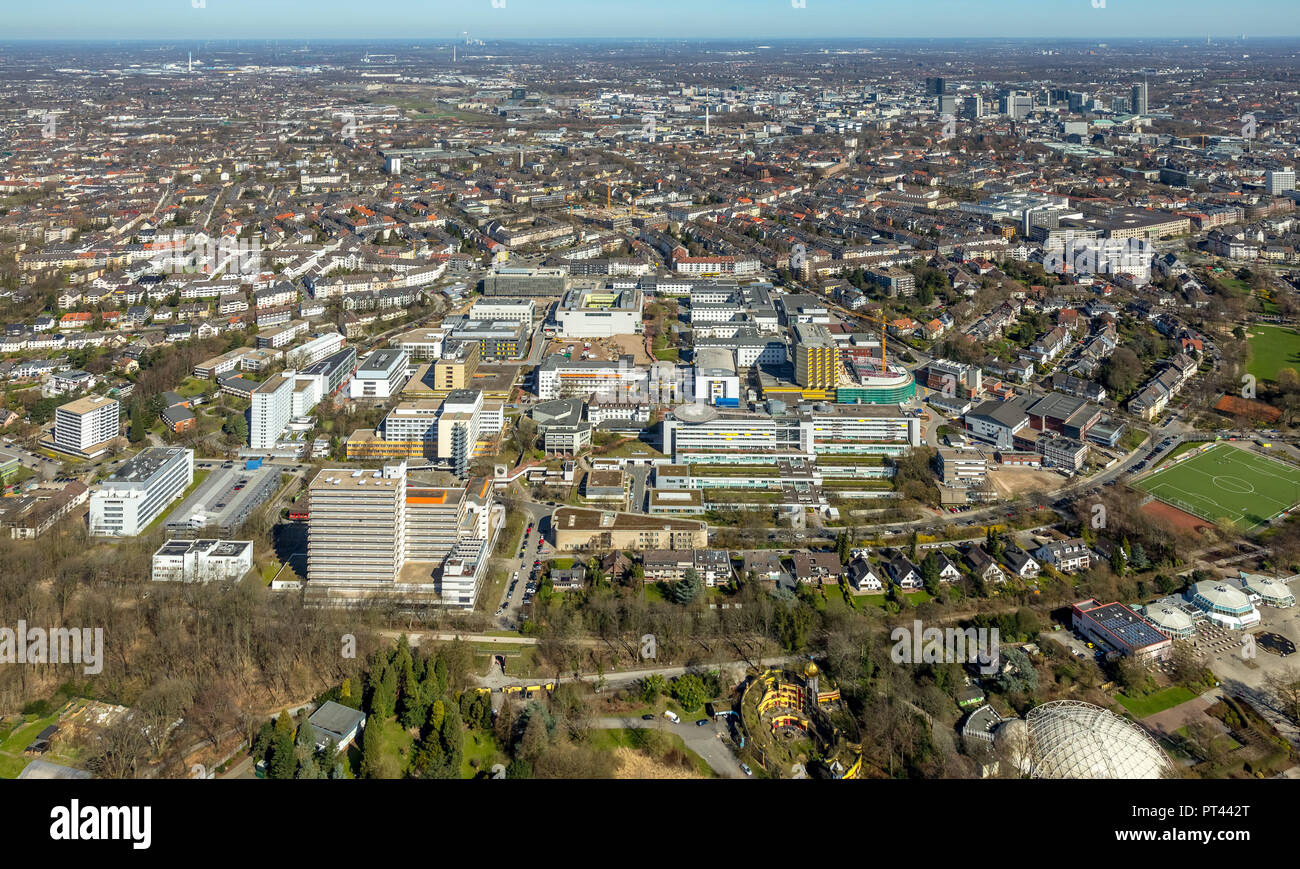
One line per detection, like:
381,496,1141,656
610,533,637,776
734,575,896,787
3,0,1298,41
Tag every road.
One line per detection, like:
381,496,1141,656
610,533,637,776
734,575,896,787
592,715,748,778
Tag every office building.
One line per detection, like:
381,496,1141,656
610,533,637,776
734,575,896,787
151,539,253,582
1265,168,1296,196
937,448,987,487
551,507,707,552
89,447,194,536
431,341,480,391
285,331,345,368
694,347,741,407
440,315,528,360
555,287,644,338
535,354,646,401
350,348,410,399
300,347,358,398
482,265,569,297
306,464,494,610
468,298,536,330
307,464,409,587
793,323,839,390
1130,82,1148,116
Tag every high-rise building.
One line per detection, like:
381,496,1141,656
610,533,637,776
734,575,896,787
250,373,294,449
89,447,194,536
1266,168,1296,195
1131,82,1148,115
937,94,958,116
1000,90,1033,119
962,95,984,120
433,341,480,391
925,76,946,96
306,463,494,609
307,463,408,587
792,323,839,390
53,395,119,458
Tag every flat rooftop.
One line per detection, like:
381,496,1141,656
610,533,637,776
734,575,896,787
553,506,704,532
309,467,406,493
164,466,279,531
58,394,117,415
106,447,188,485
358,348,406,375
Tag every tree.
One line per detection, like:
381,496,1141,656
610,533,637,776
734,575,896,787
671,674,708,712
359,715,399,779
1110,548,1126,577
128,409,148,443
222,413,248,444
517,711,550,762
640,673,666,703
668,569,702,605
921,553,942,596
268,710,296,779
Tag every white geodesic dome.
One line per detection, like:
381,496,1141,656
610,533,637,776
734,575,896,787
1025,701,1173,779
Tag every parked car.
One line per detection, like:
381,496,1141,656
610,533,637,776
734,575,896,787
740,763,753,776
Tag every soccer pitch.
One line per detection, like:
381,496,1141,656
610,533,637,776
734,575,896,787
1135,443,1300,530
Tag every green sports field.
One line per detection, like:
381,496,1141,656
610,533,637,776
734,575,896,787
1135,443,1300,530
1246,324,1300,383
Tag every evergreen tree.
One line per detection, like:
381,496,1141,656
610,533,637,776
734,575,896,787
399,658,425,729
358,715,384,779
268,710,296,779
433,657,449,697
921,553,942,595
427,699,446,733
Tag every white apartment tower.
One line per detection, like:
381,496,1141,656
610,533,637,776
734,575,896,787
250,373,294,449
54,395,120,457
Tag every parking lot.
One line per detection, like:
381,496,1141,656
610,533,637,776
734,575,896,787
494,516,552,629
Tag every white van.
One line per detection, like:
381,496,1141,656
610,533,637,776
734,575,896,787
662,710,680,724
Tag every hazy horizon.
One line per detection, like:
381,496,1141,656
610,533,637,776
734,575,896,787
5,0,1299,41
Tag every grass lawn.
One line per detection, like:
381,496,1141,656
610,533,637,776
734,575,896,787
855,588,933,607
1116,684,1200,718
351,715,414,778
1174,724,1241,753
1135,443,1300,529
177,377,211,398
587,728,715,777
0,708,65,779
1246,324,1300,383
460,730,503,779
